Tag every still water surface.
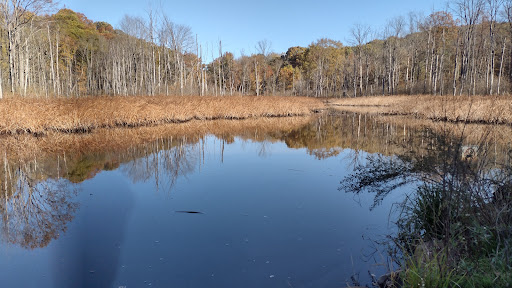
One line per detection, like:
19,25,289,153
5,112,487,287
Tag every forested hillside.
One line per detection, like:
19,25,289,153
1,0,512,98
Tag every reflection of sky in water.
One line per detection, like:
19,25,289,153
0,135,402,287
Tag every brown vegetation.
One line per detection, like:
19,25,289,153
329,95,512,125
0,95,324,136
0,116,314,162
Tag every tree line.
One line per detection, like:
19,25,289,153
1,0,512,98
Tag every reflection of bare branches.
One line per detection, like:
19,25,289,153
258,140,271,158
1,157,78,249
345,149,362,168
121,137,199,193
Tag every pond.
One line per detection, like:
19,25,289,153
1,111,509,288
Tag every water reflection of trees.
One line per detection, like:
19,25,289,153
286,110,512,165
2,111,512,252
1,156,78,249
339,116,512,209
0,129,270,249
283,111,425,159
121,137,200,192
0,137,201,250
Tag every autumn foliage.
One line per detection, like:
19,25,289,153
2,2,512,99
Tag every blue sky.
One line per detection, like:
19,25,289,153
59,0,448,57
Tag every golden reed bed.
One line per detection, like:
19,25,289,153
0,95,324,135
329,95,512,125
3,94,510,136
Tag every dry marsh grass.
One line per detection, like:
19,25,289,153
0,95,324,135
329,95,512,125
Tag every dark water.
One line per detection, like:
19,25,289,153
3,111,506,288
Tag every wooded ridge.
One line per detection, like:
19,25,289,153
1,0,512,98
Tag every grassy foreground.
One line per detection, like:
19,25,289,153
0,95,324,135
329,95,512,125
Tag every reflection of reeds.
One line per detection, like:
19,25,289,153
294,111,512,164
0,116,314,162
329,95,512,125
372,114,512,152
0,96,324,135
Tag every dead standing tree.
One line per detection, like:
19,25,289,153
500,0,512,91
160,14,193,96
0,0,53,97
451,0,485,95
350,23,371,96
255,39,272,96
486,0,504,95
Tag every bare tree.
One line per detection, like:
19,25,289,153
119,15,147,40
486,0,504,94
160,14,193,95
351,23,371,96
256,39,272,56
502,0,512,85
451,0,485,95
383,16,405,95
0,0,53,96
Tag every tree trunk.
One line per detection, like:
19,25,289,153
497,39,505,95
255,60,259,96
